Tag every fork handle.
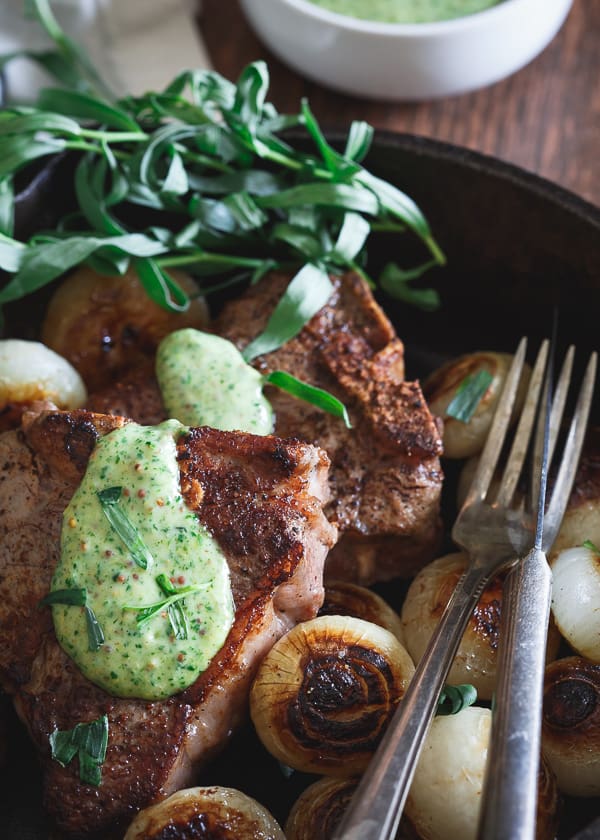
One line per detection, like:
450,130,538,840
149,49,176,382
332,563,491,840
477,547,552,840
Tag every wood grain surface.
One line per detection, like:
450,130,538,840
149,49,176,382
197,0,599,207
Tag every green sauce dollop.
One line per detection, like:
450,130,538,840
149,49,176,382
307,0,501,23
51,420,235,700
156,329,274,434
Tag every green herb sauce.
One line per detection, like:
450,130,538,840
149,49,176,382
50,420,235,700
306,0,501,23
156,329,274,434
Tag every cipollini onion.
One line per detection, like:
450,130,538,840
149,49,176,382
41,265,209,392
0,339,87,420
319,580,404,643
549,427,600,561
406,706,491,840
405,706,559,840
249,614,415,776
401,552,560,701
284,777,359,840
423,351,530,459
542,656,600,797
285,776,419,840
123,786,285,839
551,545,600,662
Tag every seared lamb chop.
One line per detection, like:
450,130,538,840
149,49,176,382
88,271,444,585
0,409,336,838
215,271,444,584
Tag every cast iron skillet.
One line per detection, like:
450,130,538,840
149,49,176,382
2,132,599,839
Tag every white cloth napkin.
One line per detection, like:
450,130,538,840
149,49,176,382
1,0,212,102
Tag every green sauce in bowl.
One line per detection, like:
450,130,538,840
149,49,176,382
306,0,502,23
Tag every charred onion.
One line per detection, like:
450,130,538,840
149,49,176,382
401,552,560,700
319,580,404,643
250,614,415,776
123,786,285,839
41,266,209,392
542,656,600,797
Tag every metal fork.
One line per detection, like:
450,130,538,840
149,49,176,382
332,337,589,840
478,346,597,839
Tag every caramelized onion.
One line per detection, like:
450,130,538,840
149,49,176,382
319,580,404,643
401,552,560,701
41,265,209,391
423,352,530,459
285,776,419,840
123,786,285,839
250,615,415,776
542,656,600,797
285,776,359,840
0,339,87,423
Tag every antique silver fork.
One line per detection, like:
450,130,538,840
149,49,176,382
478,345,597,840
333,337,596,840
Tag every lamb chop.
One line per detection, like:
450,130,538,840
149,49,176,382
215,271,445,585
88,271,445,586
0,408,336,838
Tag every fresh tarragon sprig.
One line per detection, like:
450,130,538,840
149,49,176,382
0,0,445,355
49,714,109,786
39,587,105,651
124,573,207,641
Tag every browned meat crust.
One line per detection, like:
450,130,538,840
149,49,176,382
215,271,444,584
85,361,166,425
83,270,443,584
0,409,336,838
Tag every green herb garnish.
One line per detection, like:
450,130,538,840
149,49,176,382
39,587,86,607
49,714,109,786
437,684,477,716
0,0,445,354
124,573,206,640
583,539,600,553
39,587,104,651
84,605,105,651
97,486,154,570
446,369,493,423
264,370,351,428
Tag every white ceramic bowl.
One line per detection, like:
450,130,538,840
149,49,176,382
239,0,573,101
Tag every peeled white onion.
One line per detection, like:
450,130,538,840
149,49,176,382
41,265,209,391
550,498,600,562
250,615,415,777
284,776,358,840
542,656,600,797
401,552,560,701
401,552,501,700
406,706,559,840
0,339,87,410
123,786,285,839
405,706,490,839
549,428,600,562
423,351,530,460
285,776,418,839
319,580,405,644
551,545,600,662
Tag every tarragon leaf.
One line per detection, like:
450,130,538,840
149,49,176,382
97,486,154,570
265,370,351,428
242,262,333,361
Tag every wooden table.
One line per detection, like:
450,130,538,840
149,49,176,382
198,0,600,208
